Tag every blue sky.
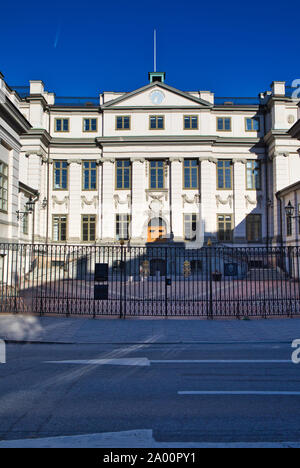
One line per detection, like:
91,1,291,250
1,0,299,97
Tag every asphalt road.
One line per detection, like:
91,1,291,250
0,341,300,444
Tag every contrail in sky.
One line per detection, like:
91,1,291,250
54,24,61,48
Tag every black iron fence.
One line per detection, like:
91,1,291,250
0,243,300,318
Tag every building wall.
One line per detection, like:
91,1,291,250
1,74,300,247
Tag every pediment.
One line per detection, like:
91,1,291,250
102,82,212,109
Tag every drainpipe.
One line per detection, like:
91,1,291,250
46,107,51,244
263,108,270,246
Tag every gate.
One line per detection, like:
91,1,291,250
0,243,300,318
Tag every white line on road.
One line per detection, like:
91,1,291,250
45,358,150,366
178,391,300,396
151,360,292,364
44,359,292,366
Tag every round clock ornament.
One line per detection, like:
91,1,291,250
150,90,165,105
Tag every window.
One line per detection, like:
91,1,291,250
82,215,96,242
0,161,8,213
246,160,261,190
287,214,292,237
149,116,164,130
82,161,97,190
150,160,164,189
184,214,197,241
52,215,67,242
83,118,97,132
298,204,300,233
217,117,231,131
55,118,69,132
53,161,68,190
22,204,29,235
116,160,131,189
116,214,130,240
246,214,262,242
116,116,130,130
184,115,198,129
183,160,198,189
217,214,233,242
245,117,260,132
217,160,232,189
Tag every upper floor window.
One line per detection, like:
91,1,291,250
245,117,260,132
55,118,69,132
246,160,261,190
184,115,198,130
0,161,8,213
116,116,130,130
149,116,164,130
217,117,231,132
116,160,131,189
217,160,232,189
82,161,97,190
150,160,164,189
82,215,96,242
183,160,198,189
53,161,68,190
83,118,97,132
246,214,262,242
53,215,67,242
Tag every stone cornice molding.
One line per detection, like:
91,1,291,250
130,157,145,163
270,151,290,160
113,194,131,209
215,194,233,208
169,157,184,163
233,158,247,164
67,159,82,165
245,194,262,208
199,156,218,164
81,195,98,209
145,189,168,202
182,193,201,207
52,195,69,208
102,157,115,164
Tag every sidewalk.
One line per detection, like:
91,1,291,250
0,314,300,344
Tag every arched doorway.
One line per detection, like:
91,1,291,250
147,217,167,243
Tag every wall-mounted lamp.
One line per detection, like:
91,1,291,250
285,201,295,218
16,196,36,221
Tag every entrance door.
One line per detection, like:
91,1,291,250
147,217,167,243
150,259,166,276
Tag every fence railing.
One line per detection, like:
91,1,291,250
0,243,299,318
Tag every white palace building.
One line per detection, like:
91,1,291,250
1,70,300,248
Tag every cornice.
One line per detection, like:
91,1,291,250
288,119,300,140
50,137,97,148
0,98,31,135
21,128,51,147
96,135,262,148
26,94,48,110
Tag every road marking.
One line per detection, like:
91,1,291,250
178,391,300,396
44,358,292,367
45,358,150,366
151,360,291,364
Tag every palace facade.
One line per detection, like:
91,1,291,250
1,71,300,247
